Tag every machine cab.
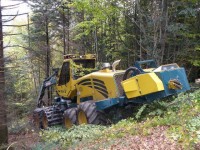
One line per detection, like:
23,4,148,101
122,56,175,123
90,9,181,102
56,54,96,99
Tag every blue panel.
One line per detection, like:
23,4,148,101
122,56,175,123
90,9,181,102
134,60,157,72
95,97,125,110
157,68,190,94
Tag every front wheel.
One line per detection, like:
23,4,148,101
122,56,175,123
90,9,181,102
63,107,77,129
77,101,107,125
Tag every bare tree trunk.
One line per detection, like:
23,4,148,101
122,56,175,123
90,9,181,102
94,26,98,62
45,7,51,105
0,0,8,145
160,0,168,64
62,6,66,55
134,1,140,61
67,1,70,54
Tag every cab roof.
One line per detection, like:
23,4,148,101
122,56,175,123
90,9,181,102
64,54,96,60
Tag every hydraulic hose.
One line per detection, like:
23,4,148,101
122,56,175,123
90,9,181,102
123,67,141,81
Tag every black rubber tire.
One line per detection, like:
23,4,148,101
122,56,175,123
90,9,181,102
123,67,141,80
41,106,63,129
78,101,107,125
63,107,77,129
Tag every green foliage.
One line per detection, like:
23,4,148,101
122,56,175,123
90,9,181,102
40,125,106,148
31,142,58,150
70,60,97,77
135,104,147,120
139,90,200,149
135,99,171,120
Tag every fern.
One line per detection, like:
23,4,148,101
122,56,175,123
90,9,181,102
135,104,147,120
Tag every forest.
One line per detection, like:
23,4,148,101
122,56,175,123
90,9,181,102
0,0,200,149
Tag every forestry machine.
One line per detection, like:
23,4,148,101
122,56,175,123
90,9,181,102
33,54,190,129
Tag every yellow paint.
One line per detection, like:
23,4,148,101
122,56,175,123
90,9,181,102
143,68,155,72
121,77,141,98
56,79,76,98
99,68,112,73
168,81,177,89
56,59,77,99
76,71,123,103
138,73,164,94
92,72,117,100
78,110,88,124
168,79,182,90
121,73,164,99
77,85,94,104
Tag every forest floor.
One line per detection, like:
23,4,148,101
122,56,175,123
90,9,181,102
8,132,40,149
72,126,183,150
8,125,200,150
7,127,179,150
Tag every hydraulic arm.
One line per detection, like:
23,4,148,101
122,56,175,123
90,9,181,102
37,69,58,107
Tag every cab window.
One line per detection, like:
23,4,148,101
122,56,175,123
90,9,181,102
74,59,95,68
58,62,70,85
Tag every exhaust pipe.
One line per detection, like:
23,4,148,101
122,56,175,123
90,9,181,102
112,60,121,72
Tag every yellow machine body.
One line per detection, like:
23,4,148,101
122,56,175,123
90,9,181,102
55,55,182,104
121,73,164,99
76,70,125,104
55,54,166,103
35,55,190,129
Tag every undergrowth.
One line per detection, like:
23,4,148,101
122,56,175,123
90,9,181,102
32,89,200,150
35,125,106,149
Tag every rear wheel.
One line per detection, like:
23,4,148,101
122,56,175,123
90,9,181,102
41,106,63,129
63,107,77,129
77,101,107,125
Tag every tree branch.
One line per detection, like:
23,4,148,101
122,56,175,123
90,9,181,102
3,45,42,56
1,2,24,8
3,45,30,50
3,24,28,27
3,33,22,36
1,6,19,10
2,12,28,17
